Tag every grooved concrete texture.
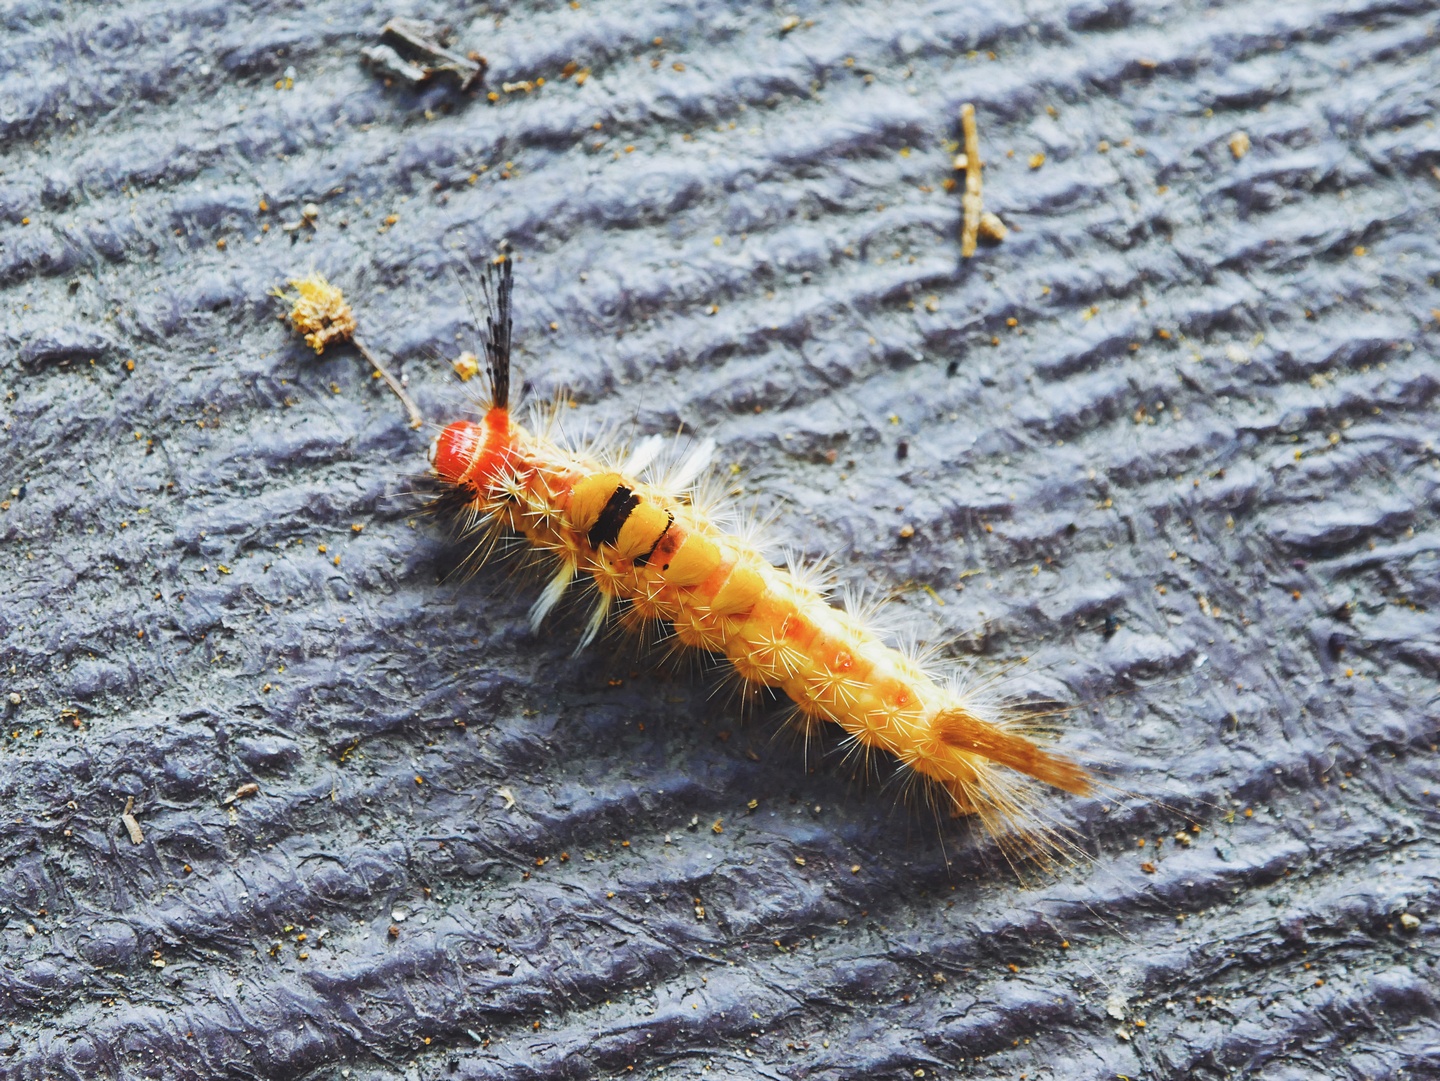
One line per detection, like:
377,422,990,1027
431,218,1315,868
2,1,1438,1079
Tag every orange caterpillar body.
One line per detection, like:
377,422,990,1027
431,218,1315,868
432,255,1090,837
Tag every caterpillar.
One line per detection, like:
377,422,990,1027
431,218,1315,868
428,252,1092,847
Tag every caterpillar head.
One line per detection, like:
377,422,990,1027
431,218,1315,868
429,407,515,492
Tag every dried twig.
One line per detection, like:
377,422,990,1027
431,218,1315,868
354,335,424,430
121,796,144,844
957,103,983,258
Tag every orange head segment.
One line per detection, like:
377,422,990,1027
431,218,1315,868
429,408,515,490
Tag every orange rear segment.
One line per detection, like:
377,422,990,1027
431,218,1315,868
933,709,1091,796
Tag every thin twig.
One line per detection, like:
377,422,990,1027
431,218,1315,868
354,335,424,429
958,102,983,258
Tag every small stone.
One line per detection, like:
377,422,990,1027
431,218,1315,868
1228,131,1251,160
1400,913,1420,931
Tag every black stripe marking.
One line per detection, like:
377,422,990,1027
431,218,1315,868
633,512,674,567
587,486,639,550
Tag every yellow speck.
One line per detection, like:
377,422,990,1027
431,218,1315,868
453,351,480,381
1028,152,1046,169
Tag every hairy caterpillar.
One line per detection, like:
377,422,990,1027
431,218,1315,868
429,253,1092,846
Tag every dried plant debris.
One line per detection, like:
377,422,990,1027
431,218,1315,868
955,102,999,258
120,796,144,845
978,210,1008,242
275,273,424,429
278,273,355,354
224,783,261,805
362,17,485,92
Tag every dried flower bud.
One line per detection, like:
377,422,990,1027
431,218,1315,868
277,274,356,354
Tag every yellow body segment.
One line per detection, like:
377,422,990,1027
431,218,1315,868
661,531,722,584
444,410,1091,833
567,472,625,531
613,502,671,561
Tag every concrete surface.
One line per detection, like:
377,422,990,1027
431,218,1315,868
1,0,1438,1078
